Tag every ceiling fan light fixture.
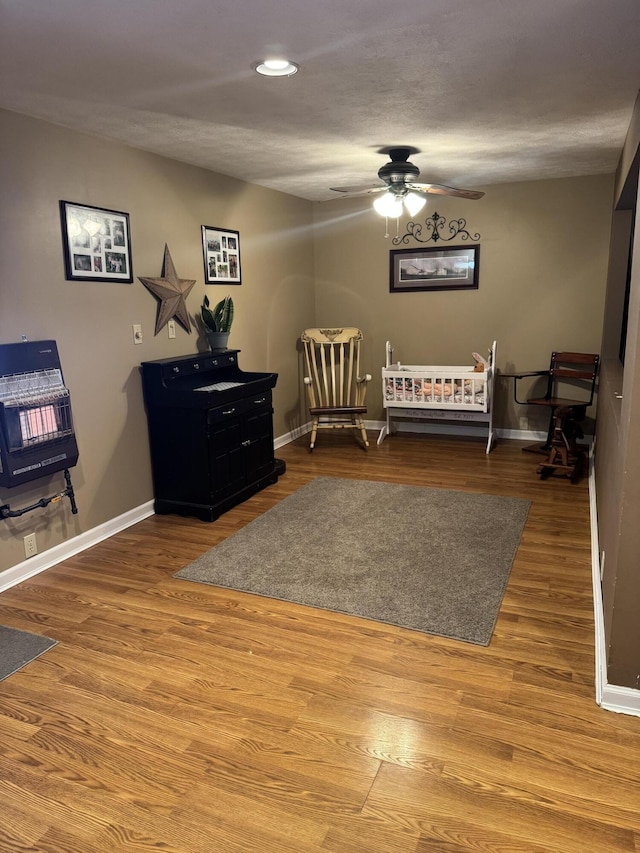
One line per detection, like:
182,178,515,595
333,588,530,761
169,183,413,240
373,192,403,218
253,58,299,77
403,192,427,217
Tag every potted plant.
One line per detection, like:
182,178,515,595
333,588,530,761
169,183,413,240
201,294,234,350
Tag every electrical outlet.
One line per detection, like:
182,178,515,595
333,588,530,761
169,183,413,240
167,319,176,339
132,324,143,345
24,532,38,558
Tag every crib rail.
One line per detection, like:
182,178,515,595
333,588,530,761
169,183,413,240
383,366,488,411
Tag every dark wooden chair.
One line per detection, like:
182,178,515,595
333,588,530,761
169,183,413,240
536,405,588,481
511,351,600,453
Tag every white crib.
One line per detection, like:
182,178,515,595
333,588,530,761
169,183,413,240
377,340,497,453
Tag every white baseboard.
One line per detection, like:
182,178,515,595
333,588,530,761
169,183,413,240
0,500,154,594
274,423,310,449
372,419,549,443
588,442,640,717
289,419,548,444
497,427,547,442
600,683,640,715
392,423,547,441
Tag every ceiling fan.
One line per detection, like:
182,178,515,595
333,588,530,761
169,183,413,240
330,147,484,217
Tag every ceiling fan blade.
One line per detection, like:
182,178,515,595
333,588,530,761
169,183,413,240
329,183,388,196
331,148,485,202
408,182,485,200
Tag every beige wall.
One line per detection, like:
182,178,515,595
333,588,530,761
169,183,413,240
313,174,613,434
0,109,315,574
596,88,640,689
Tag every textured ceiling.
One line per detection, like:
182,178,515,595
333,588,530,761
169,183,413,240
1,0,639,202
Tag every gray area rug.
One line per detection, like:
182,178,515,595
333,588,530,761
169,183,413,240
0,625,57,680
175,477,531,645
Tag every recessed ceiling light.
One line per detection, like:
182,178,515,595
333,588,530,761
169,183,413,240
253,59,299,77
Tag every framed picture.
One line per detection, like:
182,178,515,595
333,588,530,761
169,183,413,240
59,201,133,282
201,225,241,284
390,244,480,293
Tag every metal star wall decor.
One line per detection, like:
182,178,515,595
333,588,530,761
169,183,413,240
138,244,196,334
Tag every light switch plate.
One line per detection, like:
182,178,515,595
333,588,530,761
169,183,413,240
132,324,143,345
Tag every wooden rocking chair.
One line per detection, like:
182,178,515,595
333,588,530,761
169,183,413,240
301,327,372,450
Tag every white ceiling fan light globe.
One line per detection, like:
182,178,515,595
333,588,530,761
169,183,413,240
373,192,403,218
403,192,427,216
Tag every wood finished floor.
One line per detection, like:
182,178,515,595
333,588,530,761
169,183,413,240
0,433,639,853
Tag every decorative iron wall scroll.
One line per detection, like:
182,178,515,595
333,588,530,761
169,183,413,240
392,211,481,246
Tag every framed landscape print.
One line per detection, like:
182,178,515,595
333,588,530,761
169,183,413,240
59,201,133,282
390,244,479,293
201,225,241,284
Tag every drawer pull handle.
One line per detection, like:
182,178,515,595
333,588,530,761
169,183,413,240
242,439,251,447
254,397,266,404
222,407,236,415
